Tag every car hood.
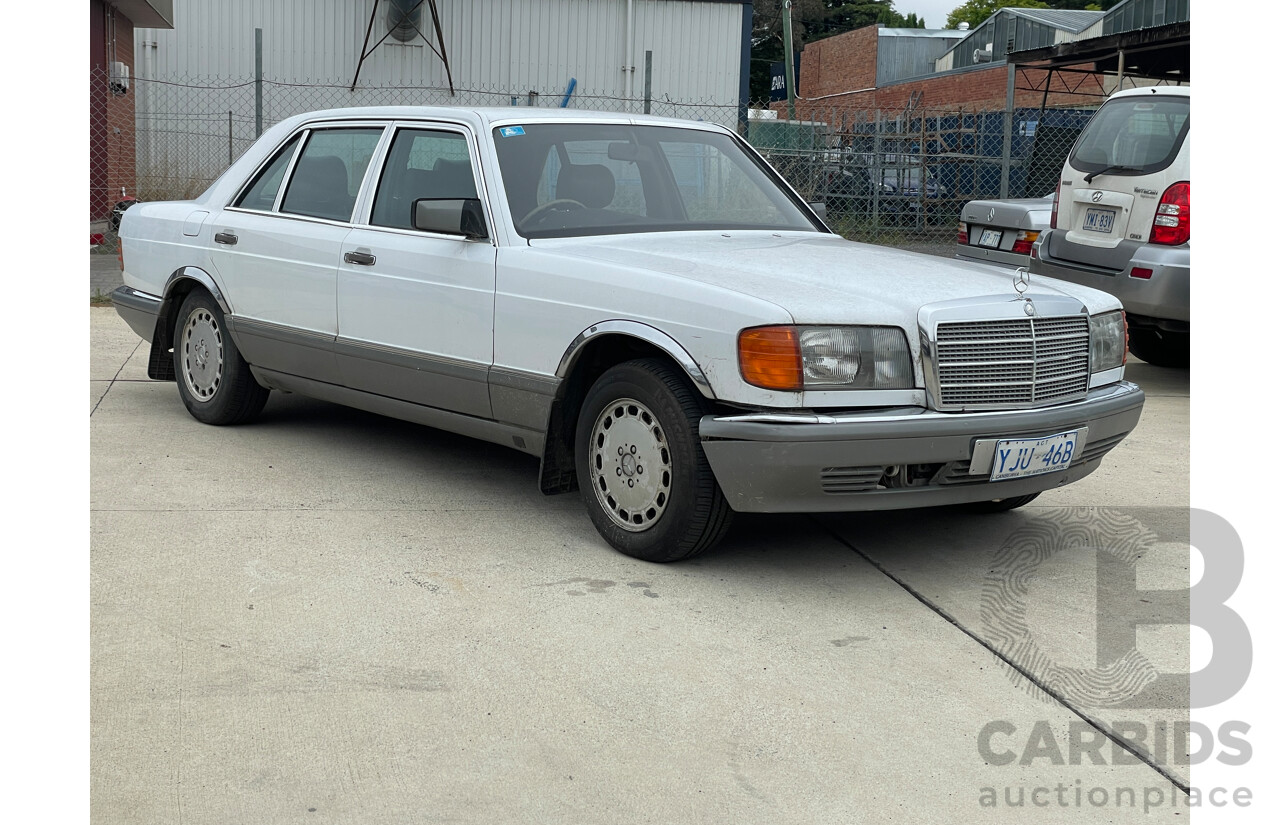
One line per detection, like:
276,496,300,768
534,231,1117,326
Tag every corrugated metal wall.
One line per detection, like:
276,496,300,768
134,0,743,104
876,31,964,85
1103,0,1190,35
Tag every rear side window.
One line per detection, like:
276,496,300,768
1069,95,1189,176
280,128,384,222
234,134,301,211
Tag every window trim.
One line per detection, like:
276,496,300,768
355,119,496,245
224,120,390,225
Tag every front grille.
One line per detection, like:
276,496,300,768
933,315,1090,410
820,466,885,494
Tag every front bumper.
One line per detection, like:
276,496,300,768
699,382,1144,513
1031,232,1189,323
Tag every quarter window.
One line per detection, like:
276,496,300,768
234,134,300,211
370,129,477,230
279,128,384,222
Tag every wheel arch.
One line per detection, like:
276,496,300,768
538,322,716,496
145,267,233,381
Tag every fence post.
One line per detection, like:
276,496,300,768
1001,62,1014,198
228,111,233,165
643,50,652,114
873,110,882,230
254,28,263,138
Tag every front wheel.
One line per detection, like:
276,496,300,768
575,359,733,562
174,289,269,425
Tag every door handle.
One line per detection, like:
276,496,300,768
344,250,376,266
214,231,238,245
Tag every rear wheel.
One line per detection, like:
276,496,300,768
174,289,269,425
575,359,733,562
1128,327,1189,368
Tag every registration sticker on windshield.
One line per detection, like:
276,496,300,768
499,126,526,137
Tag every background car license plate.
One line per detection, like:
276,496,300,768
978,228,1002,248
990,430,1079,481
1083,207,1115,233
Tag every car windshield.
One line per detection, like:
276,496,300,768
492,122,821,239
1070,95,1189,175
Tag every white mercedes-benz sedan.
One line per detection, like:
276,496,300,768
112,107,1143,561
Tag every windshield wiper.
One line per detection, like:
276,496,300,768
1083,164,1143,184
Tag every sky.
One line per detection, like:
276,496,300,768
896,0,967,29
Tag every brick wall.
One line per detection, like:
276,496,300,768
790,24,1103,120
90,0,137,224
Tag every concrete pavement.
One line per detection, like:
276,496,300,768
91,308,1193,823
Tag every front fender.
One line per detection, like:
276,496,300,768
555,320,715,401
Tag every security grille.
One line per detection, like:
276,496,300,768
933,315,1090,410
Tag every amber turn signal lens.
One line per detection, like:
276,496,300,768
738,326,803,391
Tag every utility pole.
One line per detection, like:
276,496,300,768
782,0,796,121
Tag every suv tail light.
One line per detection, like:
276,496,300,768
1050,181,1060,229
957,222,969,245
1150,181,1189,245
117,244,124,272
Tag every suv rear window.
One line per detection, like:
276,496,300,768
1069,95,1189,176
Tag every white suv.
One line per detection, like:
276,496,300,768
1031,86,1190,366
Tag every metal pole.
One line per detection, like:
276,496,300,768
1001,62,1014,198
228,110,233,165
782,0,796,121
643,50,653,115
1116,48,1126,91
254,28,263,138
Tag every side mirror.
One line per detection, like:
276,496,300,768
412,198,488,240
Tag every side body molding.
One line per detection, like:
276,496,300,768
555,320,715,400
146,266,234,381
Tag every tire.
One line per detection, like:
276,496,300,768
575,358,733,562
961,492,1041,514
173,289,269,425
1127,327,1189,368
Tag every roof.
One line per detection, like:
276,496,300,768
1004,8,1104,34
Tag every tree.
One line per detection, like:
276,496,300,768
945,1,1050,31
750,1,924,101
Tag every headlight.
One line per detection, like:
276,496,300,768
1090,310,1127,372
738,325,913,391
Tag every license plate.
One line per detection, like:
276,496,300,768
978,228,1002,248
990,430,1079,481
1082,208,1116,233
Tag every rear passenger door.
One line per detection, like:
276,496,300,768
336,123,497,419
210,123,385,383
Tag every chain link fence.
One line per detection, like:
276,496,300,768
90,68,1101,251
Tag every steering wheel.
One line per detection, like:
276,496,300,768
522,198,587,226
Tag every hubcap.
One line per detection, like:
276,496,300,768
181,308,224,402
588,398,673,532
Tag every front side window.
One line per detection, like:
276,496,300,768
234,134,301,211
1070,95,1190,176
370,128,477,230
492,123,820,239
279,127,384,222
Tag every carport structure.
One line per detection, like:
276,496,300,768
1008,0,1190,111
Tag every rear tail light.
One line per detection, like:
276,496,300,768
1050,181,1061,229
117,244,124,272
1010,230,1040,256
957,222,969,245
1150,181,1189,245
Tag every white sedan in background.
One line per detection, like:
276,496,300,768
956,193,1053,268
